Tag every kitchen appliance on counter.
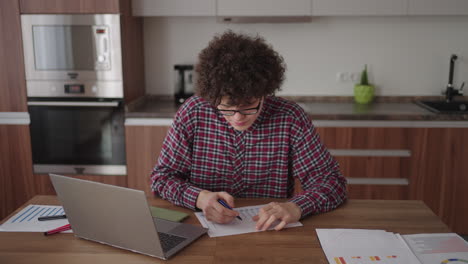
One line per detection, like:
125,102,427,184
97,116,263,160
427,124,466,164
22,14,126,175
174,64,194,104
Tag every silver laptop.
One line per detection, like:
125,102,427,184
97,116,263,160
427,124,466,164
49,174,207,260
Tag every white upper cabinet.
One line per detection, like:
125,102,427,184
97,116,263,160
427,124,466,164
408,0,468,15
312,0,408,16
132,0,216,16
132,0,468,17
216,0,312,16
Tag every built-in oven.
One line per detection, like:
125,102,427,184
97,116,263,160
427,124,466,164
22,14,126,175
28,98,126,175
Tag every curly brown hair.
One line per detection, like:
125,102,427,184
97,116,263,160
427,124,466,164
195,30,286,106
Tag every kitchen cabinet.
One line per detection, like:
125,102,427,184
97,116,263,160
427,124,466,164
132,0,468,17
315,127,411,200
315,125,468,234
312,0,408,16
133,0,313,17
132,0,216,16
217,0,312,16
19,0,120,14
0,124,35,220
124,118,468,234
0,0,35,221
0,0,28,112
120,0,146,104
408,0,468,15
409,128,468,234
125,124,171,195
126,123,412,200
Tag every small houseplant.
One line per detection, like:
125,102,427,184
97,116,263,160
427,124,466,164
354,64,374,104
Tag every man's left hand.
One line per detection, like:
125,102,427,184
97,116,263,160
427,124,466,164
253,202,302,231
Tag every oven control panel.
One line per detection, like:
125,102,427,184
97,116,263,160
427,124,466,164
26,81,123,98
65,84,85,94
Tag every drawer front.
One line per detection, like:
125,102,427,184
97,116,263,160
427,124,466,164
316,127,410,149
347,185,408,200
294,127,412,200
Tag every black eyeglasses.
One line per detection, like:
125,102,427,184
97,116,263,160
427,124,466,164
217,100,262,116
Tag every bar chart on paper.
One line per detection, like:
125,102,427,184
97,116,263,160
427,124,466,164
332,255,403,264
402,233,468,264
316,229,422,264
0,205,71,232
317,229,468,264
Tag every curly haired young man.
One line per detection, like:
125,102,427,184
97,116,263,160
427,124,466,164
151,31,347,231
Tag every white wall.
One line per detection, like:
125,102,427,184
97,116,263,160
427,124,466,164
143,16,468,96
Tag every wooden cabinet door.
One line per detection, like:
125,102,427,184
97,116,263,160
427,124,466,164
409,128,468,234
312,0,408,16
19,0,120,14
0,0,28,112
0,0,32,220
316,127,410,150
0,125,35,220
125,125,171,195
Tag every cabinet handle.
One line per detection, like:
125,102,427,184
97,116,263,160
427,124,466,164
27,101,119,107
329,149,411,157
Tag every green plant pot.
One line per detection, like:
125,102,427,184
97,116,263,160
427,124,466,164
354,85,375,104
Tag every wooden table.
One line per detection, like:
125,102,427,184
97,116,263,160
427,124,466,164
0,195,450,264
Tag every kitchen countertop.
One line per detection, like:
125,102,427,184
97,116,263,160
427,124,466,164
125,95,468,121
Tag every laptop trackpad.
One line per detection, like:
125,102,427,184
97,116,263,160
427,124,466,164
153,218,204,238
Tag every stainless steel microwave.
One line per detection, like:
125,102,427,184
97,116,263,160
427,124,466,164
21,14,123,98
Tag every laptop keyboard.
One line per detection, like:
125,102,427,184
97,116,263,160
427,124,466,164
158,232,187,252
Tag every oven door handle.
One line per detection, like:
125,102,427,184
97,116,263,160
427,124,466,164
27,101,120,107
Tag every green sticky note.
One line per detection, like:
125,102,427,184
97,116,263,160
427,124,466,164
150,206,189,222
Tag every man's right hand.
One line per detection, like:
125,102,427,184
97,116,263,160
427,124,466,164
196,190,239,224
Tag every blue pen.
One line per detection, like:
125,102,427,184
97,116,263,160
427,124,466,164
217,199,243,221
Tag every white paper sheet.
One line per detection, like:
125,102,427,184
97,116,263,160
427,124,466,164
316,229,422,264
402,233,468,264
0,204,72,233
194,204,302,237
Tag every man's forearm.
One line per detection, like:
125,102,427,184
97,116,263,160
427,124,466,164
151,170,203,210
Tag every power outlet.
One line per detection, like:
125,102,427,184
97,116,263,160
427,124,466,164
350,72,360,82
336,72,360,83
336,72,350,82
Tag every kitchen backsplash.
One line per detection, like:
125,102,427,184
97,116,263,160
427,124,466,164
143,16,468,96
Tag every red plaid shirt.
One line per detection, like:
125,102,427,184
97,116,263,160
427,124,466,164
151,96,347,218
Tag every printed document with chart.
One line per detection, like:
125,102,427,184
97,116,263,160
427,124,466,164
316,229,468,264
0,205,71,232
194,204,302,237
402,233,468,264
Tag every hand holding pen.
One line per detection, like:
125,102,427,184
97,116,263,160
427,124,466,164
196,190,241,224
217,199,242,221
